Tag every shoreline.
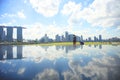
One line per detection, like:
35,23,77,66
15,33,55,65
0,42,120,46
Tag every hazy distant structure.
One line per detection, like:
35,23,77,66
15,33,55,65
69,34,74,41
99,35,102,41
94,36,97,42
80,35,83,41
88,37,92,42
0,27,3,41
65,31,69,41
61,35,65,41
55,34,61,42
44,34,48,42
0,26,25,42
39,34,53,43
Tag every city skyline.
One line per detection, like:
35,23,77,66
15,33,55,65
0,0,120,40
40,31,103,43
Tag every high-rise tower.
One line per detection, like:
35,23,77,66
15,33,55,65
17,27,23,42
6,27,13,42
0,27,3,41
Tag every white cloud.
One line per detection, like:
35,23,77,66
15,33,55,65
1,13,16,18
61,1,81,15
33,69,59,80
0,11,26,19
117,26,120,30
30,0,61,17
62,0,120,27
17,11,26,19
0,19,16,26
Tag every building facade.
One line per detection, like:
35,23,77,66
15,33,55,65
6,27,13,42
0,26,25,42
17,27,23,42
0,27,3,41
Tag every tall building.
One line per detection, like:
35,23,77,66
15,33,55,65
17,27,23,42
99,35,102,41
2,30,6,41
44,34,48,42
88,37,92,42
55,34,61,42
61,35,65,42
65,31,69,41
0,26,25,42
0,27,3,41
76,36,80,41
94,36,97,42
80,35,83,41
6,27,13,42
69,34,73,41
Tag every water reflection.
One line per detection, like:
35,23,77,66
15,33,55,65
0,45,23,60
0,45,120,80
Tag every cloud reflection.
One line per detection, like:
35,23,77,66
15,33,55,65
17,68,26,75
33,69,59,80
0,45,120,80
67,54,120,80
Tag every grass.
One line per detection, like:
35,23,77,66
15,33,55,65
38,42,120,46
1,41,120,46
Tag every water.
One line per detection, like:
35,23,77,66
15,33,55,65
0,45,120,80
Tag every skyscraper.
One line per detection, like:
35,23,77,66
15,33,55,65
2,30,6,41
0,27,3,41
80,35,83,41
17,27,23,42
6,27,13,42
44,34,48,42
88,37,92,42
94,36,97,42
99,35,102,41
65,31,69,41
55,34,61,42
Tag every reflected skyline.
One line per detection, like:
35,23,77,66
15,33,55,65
0,45,120,80
0,45,23,60
0,44,103,60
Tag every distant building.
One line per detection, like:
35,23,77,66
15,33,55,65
76,36,80,41
44,34,48,42
61,35,65,42
65,31,69,41
99,35,102,42
2,30,6,41
80,35,83,41
0,27,3,41
94,36,97,42
64,32,81,42
0,26,25,42
39,34,53,43
17,27,23,42
88,37,92,42
6,27,13,42
55,34,61,42
69,34,73,41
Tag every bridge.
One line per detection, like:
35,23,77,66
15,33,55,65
0,26,26,42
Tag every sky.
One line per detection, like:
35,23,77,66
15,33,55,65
0,0,120,40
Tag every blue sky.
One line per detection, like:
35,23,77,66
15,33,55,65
0,0,120,40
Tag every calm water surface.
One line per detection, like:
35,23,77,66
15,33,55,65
0,45,120,80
